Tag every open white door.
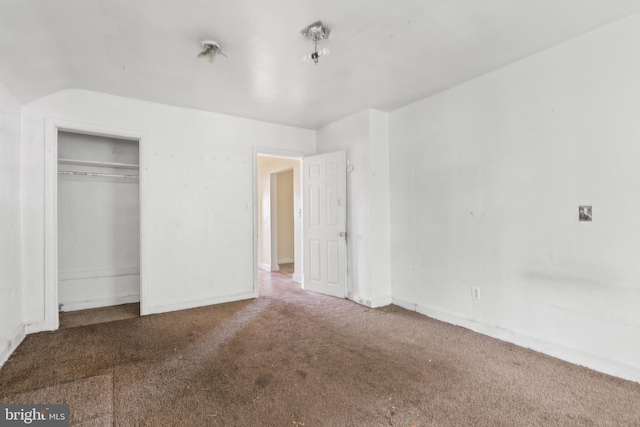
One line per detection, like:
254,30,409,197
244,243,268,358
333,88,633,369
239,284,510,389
303,150,347,298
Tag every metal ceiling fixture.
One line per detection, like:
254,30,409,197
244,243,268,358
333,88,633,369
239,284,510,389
301,21,331,64
197,40,227,63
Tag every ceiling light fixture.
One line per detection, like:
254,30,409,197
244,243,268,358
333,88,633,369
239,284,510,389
197,40,227,63
301,21,331,65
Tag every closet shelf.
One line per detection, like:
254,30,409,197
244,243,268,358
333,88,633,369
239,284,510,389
58,158,139,169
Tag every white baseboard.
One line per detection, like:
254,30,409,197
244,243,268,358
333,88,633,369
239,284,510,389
292,273,302,284
142,290,255,316
392,296,640,384
25,318,58,334
259,263,279,272
278,258,294,264
0,323,26,369
351,295,391,308
371,296,393,308
60,294,140,312
59,265,139,281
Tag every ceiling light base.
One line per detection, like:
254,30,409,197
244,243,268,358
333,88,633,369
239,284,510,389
300,21,331,41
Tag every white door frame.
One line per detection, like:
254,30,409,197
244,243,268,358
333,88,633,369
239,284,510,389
252,147,311,296
42,119,147,331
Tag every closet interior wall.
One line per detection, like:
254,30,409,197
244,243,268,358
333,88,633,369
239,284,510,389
57,131,140,312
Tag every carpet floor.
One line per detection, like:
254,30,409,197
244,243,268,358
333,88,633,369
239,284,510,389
1,271,639,426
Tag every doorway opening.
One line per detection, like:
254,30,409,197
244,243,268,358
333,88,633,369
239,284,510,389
256,154,303,295
56,131,141,327
252,148,348,300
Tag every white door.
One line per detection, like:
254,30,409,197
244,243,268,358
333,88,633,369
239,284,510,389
303,151,347,298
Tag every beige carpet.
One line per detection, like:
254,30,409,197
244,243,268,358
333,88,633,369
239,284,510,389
1,374,113,426
60,303,139,329
1,271,639,426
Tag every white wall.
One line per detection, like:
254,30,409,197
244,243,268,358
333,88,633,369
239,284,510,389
257,156,301,280
316,109,391,307
57,132,140,311
21,89,315,331
389,14,640,382
0,80,24,367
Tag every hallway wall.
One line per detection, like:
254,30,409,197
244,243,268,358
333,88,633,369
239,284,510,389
276,169,295,264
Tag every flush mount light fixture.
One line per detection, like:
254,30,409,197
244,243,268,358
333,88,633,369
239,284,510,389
301,21,331,64
197,40,227,63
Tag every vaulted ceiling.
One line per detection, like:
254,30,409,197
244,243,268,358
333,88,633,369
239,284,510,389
1,0,639,129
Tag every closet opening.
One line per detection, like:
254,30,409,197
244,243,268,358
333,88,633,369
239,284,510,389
57,131,141,328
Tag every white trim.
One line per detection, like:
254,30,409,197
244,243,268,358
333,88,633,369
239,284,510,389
0,324,26,369
278,257,294,264
350,295,391,308
58,266,140,281
370,296,393,308
38,118,148,332
144,291,255,315
259,263,280,272
292,273,303,284
392,296,640,384
60,294,140,312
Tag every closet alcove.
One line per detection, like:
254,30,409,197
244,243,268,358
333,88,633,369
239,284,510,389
57,131,140,315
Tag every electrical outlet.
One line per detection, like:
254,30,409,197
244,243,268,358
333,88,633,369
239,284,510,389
471,287,481,301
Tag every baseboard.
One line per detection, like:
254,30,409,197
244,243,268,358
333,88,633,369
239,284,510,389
58,265,139,281
371,296,393,308
259,263,279,272
292,273,302,284
351,295,371,307
351,295,392,308
392,297,640,384
25,318,58,334
60,294,140,312
277,258,294,264
142,290,255,316
0,323,26,369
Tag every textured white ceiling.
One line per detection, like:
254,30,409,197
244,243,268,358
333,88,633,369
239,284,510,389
1,0,639,129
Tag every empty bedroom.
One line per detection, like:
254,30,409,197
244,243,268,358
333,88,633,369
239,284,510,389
1,1,640,425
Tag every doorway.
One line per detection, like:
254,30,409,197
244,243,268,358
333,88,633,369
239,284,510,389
42,121,147,331
56,131,141,323
253,149,348,300
256,154,303,290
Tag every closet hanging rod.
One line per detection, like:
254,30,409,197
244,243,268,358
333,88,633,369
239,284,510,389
58,170,139,179
58,158,139,169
